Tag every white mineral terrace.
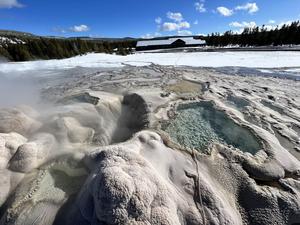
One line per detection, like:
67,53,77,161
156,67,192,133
0,54,299,225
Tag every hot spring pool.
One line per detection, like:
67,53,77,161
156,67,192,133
162,101,262,154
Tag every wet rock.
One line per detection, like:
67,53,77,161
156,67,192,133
123,93,150,129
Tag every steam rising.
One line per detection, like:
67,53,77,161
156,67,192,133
0,76,40,108
0,75,150,224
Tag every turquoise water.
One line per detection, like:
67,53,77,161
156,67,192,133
162,102,262,154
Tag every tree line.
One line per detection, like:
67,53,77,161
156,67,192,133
205,21,300,47
1,20,300,62
0,36,136,61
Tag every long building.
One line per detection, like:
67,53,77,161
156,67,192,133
136,37,206,51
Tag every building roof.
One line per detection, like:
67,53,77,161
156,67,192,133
137,37,206,47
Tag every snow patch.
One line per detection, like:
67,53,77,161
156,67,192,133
0,36,25,47
0,51,300,73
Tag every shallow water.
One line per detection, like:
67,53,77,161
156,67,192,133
163,101,262,154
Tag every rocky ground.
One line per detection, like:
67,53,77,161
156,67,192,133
0,64,299,225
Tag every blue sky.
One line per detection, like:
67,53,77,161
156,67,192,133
0,0,300,38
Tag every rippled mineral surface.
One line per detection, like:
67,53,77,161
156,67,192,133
0,64,299,225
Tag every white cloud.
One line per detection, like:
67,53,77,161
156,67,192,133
264,25,276,31
229,21,243,28
178,21,190,29
235,2,259,14
178,30,193,36
167,12,183,22
216,7,233,17
229,20,295,33
54,25,90,34
141,34,153,39
194,20,199,25
263,20,277,31
155,17,162,24
268,20,276,24
141,32,161,39
0,0,23,8
278,20,293,28
216,3,258,17
161,21,190,32
53,27,67,34
161,22,179,31
263,20,292,31
228,20,295,34
195,2,206,13
229,21,257,34
69,24,90,32
229,21,257,28
159,12,191,32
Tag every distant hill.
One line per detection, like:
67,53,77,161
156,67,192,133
0,29,204,42
0,30,36,37
0,30,137,62
0,30,139,42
